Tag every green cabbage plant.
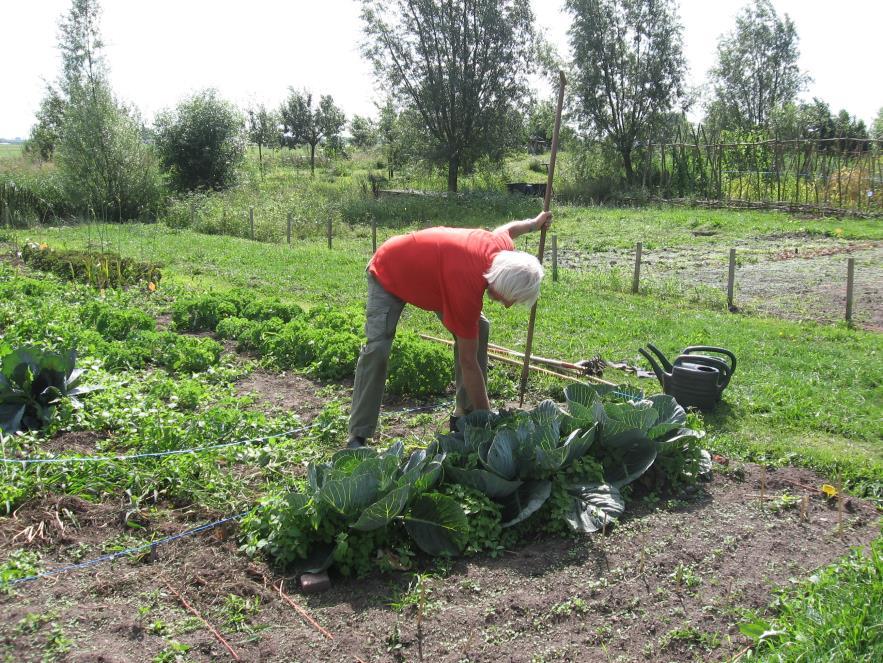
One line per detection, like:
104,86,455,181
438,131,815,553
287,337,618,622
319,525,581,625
269,441,469,573
0,346,98,433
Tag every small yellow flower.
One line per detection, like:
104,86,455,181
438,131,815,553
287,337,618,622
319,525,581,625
148,282,157,292
833,228,843,237
39,242,48,250
820,484,837,498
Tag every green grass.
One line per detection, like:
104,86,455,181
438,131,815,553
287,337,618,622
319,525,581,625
0,144,23,160
14,217,883,494
743,538,882,661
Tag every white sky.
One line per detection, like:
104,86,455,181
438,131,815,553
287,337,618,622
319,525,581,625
1,0,880,139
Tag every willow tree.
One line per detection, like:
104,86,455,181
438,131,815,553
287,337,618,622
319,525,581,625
568,0,686,183
706,0,807,131
360,0,534,192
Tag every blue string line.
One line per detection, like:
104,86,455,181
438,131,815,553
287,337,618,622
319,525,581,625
4,510,253,587
0,400,452,465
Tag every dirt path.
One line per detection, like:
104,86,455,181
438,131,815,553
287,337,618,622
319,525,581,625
1,464,878,662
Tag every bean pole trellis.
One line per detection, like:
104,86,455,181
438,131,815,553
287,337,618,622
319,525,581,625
638,128,883,217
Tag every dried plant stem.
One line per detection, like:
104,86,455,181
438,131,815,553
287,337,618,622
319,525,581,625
163,579,241,661
276,580,334,640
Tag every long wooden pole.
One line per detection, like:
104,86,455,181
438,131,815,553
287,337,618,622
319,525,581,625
519,71,566,406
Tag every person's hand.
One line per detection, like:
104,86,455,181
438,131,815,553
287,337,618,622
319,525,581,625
534,211,552,231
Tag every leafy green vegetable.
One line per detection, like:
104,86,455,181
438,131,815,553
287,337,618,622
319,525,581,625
0,346,98,433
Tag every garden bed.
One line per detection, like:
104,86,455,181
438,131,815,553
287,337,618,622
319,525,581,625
0,463,877,662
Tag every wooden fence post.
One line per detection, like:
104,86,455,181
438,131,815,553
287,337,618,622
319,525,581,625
845,257,855,323
190,203,195,227
2,202,9,229
632,242,642,294
249,207,255,240
727,248,736,310
287,212,292,245
551,234,558,282
327,219,332,249
371,217,377,253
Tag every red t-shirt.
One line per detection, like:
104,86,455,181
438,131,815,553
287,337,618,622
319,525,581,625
369,227,514,339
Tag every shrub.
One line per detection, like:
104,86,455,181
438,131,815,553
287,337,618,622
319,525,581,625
154,89,246,192
386,332,452,397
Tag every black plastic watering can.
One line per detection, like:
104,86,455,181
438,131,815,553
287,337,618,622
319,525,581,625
638,344,736,411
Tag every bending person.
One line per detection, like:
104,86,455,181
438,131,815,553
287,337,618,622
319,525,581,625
347,211,551,448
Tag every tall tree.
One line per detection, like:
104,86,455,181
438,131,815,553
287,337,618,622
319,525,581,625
24,84,66,161
247,103,281,179
279,89,346,176
568,0,686,183
873,108,883,143
349,115,377,150
706,0,807,131
360,0,535,192
51,0,162,218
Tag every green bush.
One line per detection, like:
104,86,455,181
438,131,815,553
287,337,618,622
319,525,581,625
81,301,155,341
153,89,246,192
386,332,452,397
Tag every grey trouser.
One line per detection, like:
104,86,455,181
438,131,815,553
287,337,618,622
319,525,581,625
348,273,490,439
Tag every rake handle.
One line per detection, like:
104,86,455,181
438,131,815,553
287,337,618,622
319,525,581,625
519,71,566,406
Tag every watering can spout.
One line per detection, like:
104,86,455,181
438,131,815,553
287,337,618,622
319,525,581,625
638,347,666,386
646,343,673,372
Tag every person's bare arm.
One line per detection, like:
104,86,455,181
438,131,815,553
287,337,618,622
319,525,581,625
493,211,552,240
456,335,491,412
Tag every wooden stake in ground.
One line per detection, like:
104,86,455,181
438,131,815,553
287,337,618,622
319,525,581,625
518,71,566,406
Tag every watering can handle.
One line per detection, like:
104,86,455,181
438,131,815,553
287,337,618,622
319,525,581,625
683,346,736,375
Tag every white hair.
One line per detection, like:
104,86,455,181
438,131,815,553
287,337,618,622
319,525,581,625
484,251,545,305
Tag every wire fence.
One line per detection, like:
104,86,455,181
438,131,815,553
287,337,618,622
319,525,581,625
544,237,882,330
639,133,883,216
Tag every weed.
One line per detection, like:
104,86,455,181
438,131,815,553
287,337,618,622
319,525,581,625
151,641,191,663
222,593,262,633
669,562,702,588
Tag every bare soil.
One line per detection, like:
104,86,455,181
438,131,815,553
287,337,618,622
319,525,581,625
1,463,878,663
553,236,883,330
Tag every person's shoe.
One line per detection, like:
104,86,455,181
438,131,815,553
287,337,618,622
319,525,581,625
346,436,367,449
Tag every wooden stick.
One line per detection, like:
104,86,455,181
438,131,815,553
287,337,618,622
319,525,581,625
845,257,855,323
276,580,334,640
727,248,736,310
164,579,241,660
519,71,566,406
287,212,292,245
551,234,558,282
631,242,642,294
420,333,578,380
